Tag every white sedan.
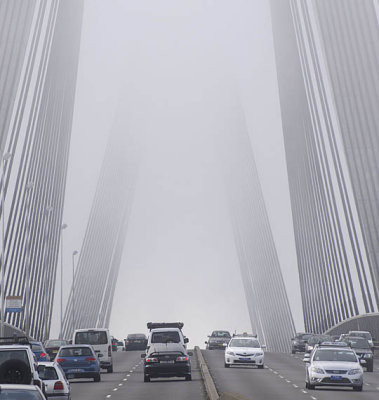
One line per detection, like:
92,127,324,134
224,336,265,368
38,361,71,400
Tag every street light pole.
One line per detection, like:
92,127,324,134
72,250,78,334
1,152,12,337
59,223,67,339
24,181,34,338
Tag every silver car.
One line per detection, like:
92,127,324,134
304,343,363,391
38,361,71,400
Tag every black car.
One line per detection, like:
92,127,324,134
142,343,191,382
343,336,374,372
44,339,69,360
125,333,148,351
291,333,313,354
205,330,231,350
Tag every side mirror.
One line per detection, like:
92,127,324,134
205,341,208,345
187,351,193,356
184,338,189,344
141,354,146,359
261,345,267,349
303,355,310,363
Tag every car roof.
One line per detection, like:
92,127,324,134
60,344,93,348
74,328,109,332
151,328,181,332
0,384,39,390
0,345,30,350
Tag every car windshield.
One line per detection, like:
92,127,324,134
38,366,59,380
59,347,93,357
347,338,370,349
313,349,357,362
229,339,260,348
75,331,108,345
31,343,42,351
0,390,43,399
211,331,231,338
151,331,180,343
45,341,67,347
349,332,371,340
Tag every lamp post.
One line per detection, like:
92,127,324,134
1,152,12,337
43,205,53,341
59,223,67,339
24,181,34,338
72,250,78,333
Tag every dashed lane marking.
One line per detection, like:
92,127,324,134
285,379,291,383
112,388,118,392
293,384,298,388
123,378,127,381
127,374,130,377
118,383,123,387
310,396,317,400
106,396,111,399
279,375,284,379
301,389,308,394
273,371,278,374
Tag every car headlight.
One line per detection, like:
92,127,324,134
348,369,361,375
293,340,299,344
364,353,372,358
255,352,263,356
226,351,235,356
311,367,324,374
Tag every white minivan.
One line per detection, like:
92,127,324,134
73,328,113,373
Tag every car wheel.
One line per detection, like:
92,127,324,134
107,365,113,373
224,363,230,368
185,374,192,381
94,373,101,382
144,375,150,382
353,385,363,391
257,365,264,369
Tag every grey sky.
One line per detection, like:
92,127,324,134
51,0,303,347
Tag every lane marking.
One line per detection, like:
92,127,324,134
301,389,308,394
310,397,317,400
273,371,278,374
113,388,118,392
106,396,111,399
123,378,127,381
293,384,298,388
279,375,284,379
127,374,130,377
285,379,291,383
118,383,123,387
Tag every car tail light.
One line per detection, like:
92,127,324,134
176,356,188,362
145,357,158,363
56,358,66,363
54,381,64,391
108,345,111,357
85,357,97,361
40,352,46,358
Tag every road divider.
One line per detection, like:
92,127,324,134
195,347,219,400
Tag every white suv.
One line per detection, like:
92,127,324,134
224,335,265,368
0,339,44,392
304,342,363,391
146,322,189,352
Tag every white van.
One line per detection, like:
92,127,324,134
73,328,113,373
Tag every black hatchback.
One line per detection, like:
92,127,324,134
125,334,147,351
142,343,192,382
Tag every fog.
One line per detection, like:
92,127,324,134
51,0,302,347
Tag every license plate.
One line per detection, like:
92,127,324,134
134,340,141,343
69,369,83,373
53,350,58,354
160,360,174,364
240,358,250,361
330,375,342,380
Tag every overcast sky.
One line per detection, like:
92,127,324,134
51,0,303,347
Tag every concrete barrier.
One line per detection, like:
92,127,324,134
195,346,219,400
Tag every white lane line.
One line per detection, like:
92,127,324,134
123,378,127,381
129,370,133,373
118,383,123,387
293,384,298,388
279,375,284,379
127,374,130,377
301,389,308,394
269,368,273,372
113,388,118,392
376,387,379,390
310,396,317,400
365,383,371,386
273,371,278,374
106,396,111,399
285,379,291,383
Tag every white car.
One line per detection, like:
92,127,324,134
304,342,363,391
38,361,71,400
224,336,265,368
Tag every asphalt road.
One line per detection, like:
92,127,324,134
70,350,206,400
203,350,379,400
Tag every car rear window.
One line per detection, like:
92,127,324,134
211,331,231,338
128,334,146,339
0,389,43,399
45,341,67,347
0,349,29,364
60,347,93,357
151,331,180,343
75,331,108,345
31,343,42,351
38,366,59,380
